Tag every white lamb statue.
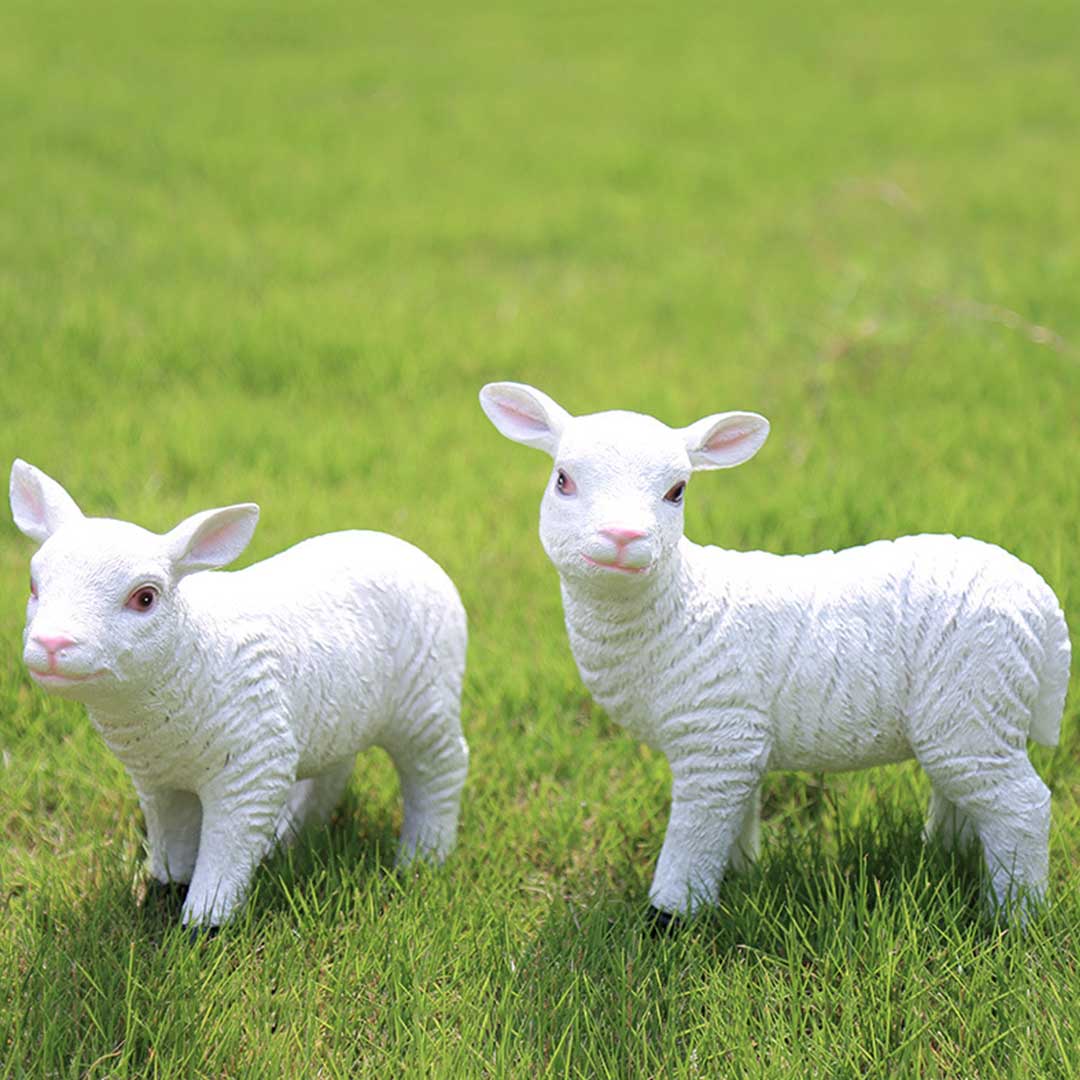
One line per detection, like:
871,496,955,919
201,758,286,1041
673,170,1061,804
10,460,469,928
479,382,1070,925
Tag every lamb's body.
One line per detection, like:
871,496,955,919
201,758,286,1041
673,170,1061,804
566,533,1068,915
93,531,468,927
479,382,1071,921
10,457,470,929
569,534,1066,765
94,531,466,793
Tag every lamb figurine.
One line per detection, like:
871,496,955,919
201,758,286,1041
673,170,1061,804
479,382,1070,923
10,460,469,928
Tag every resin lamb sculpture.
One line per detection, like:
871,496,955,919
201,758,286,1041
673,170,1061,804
479,382,1070,923
10,460,469,928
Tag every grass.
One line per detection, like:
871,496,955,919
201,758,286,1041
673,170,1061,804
2,0,1080,1074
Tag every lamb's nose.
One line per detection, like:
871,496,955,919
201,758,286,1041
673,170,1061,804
598,525,648,547
34,633,77,657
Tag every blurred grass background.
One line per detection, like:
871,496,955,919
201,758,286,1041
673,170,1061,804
1,0,1079,1075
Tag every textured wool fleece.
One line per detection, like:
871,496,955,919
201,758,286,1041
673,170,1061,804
480,382,1070,920
11,460,468,927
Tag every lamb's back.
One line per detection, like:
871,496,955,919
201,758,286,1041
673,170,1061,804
181,531,466,771
692,534,1057,770
186,531,461,639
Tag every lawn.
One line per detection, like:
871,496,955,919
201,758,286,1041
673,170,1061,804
2,0,1080,1074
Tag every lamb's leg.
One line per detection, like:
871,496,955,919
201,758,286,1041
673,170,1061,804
923,788,977,852
182,766,294,927
727,782,762,874
383,695,469,866
650,742,765,915
139,788,203,885
916,749,1051,921
274,758,355,844
975,769,1051,920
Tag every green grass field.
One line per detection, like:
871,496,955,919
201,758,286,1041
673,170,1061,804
3,0,1080,1074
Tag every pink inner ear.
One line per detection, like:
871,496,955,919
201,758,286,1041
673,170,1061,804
17,477,47,525
497,398,549,432
706,426,754,451
191,520,240,559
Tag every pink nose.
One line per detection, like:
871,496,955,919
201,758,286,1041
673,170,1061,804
34,634,77,656
598,525,648,547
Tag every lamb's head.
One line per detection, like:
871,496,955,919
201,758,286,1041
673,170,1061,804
479,383,769,588
9,460,259,703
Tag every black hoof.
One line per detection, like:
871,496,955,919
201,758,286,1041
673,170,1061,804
647,905,682,937
186,924,220,945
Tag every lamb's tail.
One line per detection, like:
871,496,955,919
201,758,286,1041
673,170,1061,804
1031,590,1071,747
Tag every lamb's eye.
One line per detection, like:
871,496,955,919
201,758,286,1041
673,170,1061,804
555,469,577,496
126,586,159,613
664,481,686,505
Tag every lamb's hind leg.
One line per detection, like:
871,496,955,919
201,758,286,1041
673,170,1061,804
923,788,978,852
917,749,1050,920
384,690,469,865
975,763,1051,919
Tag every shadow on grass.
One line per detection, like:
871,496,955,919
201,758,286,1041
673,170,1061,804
245,793,401,928
9,793,1072,1075
497,806,1074,1076
7,790,421,1073
697,803,990,954
16,786,402,954
500,806,995,1062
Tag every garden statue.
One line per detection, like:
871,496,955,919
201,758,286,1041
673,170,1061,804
479,382,1069,925
10,459,469,928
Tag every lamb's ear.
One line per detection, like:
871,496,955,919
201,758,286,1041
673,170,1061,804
683,412,770,470
9,459,85,543
479,382,571,457
166,504,260,575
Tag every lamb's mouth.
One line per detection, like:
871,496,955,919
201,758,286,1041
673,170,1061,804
582,555,650,575
28,669,107,686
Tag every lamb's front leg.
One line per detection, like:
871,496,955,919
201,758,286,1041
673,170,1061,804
727,782,762,874
182,760,296,928
139,788,203,885
650,725,768,916
274,758,356,845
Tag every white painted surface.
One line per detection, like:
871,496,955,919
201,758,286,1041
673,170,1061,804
11,460,468,926
480,383,1070,919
